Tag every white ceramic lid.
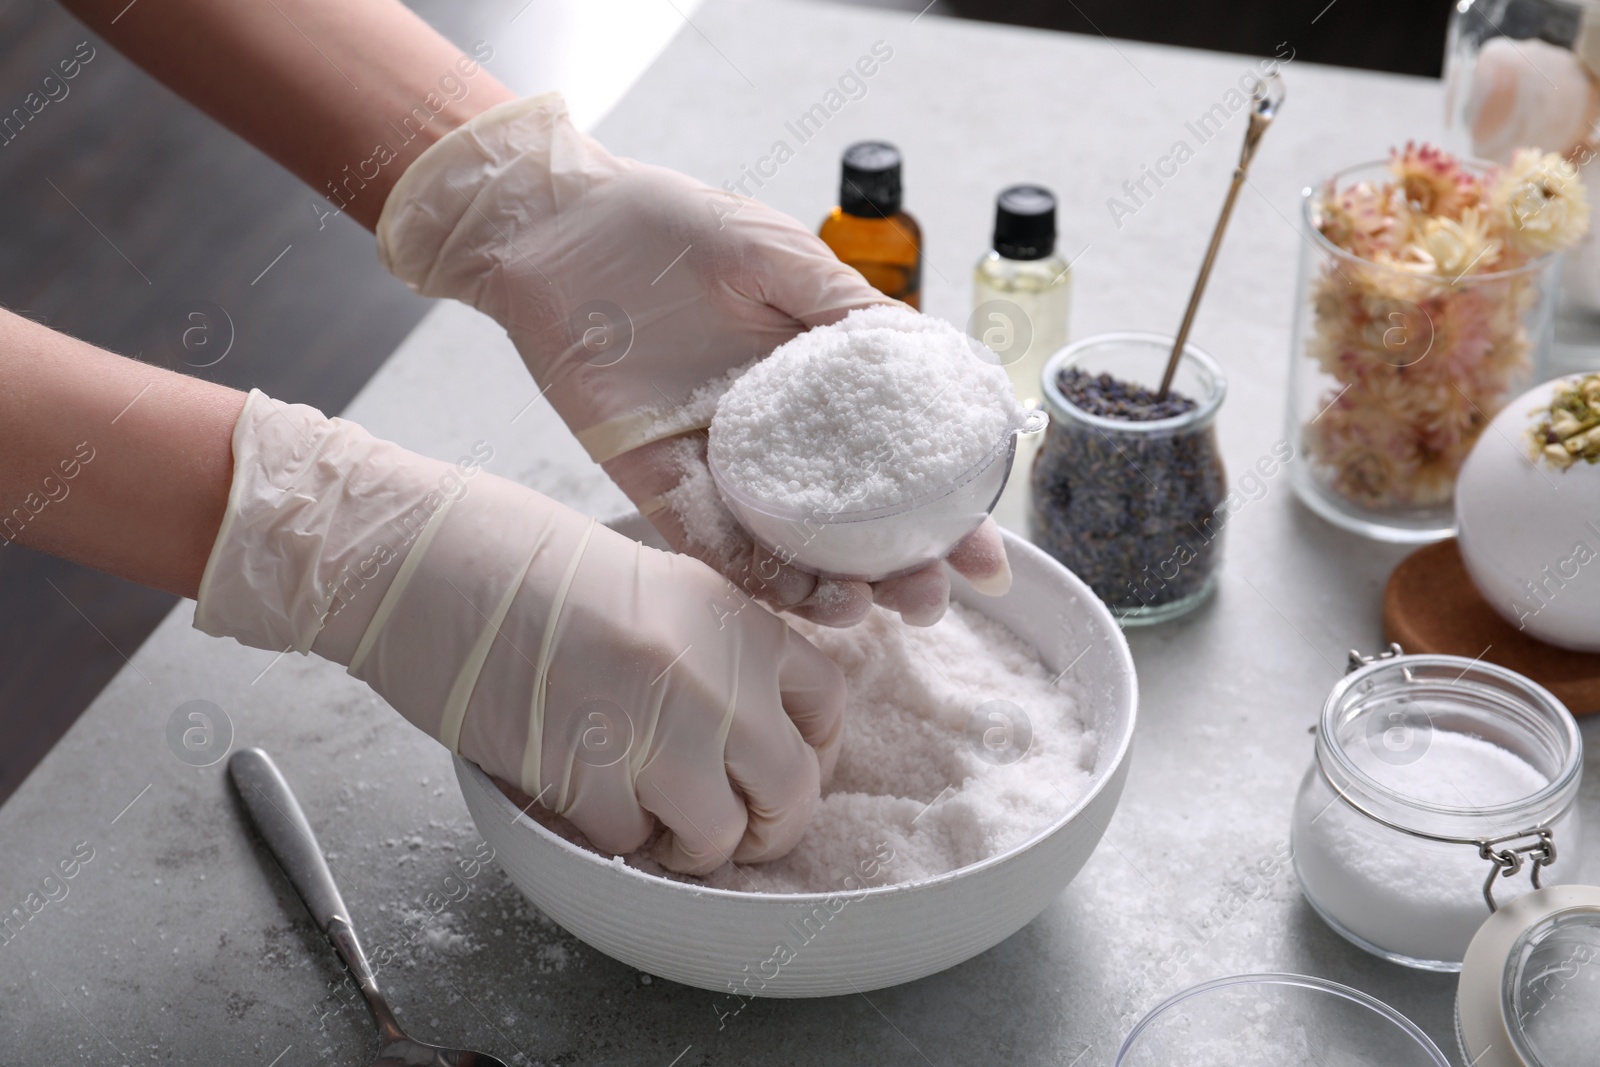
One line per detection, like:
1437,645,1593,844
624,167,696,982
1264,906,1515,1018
1457,885,1600,1067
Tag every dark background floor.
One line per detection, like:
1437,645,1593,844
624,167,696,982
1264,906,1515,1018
0,0,1453,802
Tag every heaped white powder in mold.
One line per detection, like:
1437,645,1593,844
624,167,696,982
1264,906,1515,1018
708,306,1023,514
528,601,1096,893
1295,729,1569,965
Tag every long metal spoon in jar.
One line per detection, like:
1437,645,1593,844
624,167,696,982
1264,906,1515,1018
1156,72,1286,399
230,748,509,1067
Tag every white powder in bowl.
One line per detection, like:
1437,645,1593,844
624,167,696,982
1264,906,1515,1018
1293,729,1575,966
708,306,1024,514
526,601,1096,893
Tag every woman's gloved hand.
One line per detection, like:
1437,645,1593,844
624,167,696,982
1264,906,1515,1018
194,390,845,874
374,93,1011,628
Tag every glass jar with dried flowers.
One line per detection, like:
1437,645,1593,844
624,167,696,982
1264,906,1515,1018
1286,144,1590,542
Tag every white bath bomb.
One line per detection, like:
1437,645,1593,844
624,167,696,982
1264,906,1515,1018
1467,36,1600,162
1457,376,1600,652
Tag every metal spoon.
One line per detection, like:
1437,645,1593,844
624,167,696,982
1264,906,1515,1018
1157,71,1286,398
230,748,509,1067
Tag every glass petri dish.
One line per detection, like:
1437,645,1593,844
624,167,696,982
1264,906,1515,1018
1116,973,1450,1067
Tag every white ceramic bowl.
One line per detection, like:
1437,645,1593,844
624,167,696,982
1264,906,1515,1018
455,514,1137,997
1457,375,1600,652
707,409,1048,583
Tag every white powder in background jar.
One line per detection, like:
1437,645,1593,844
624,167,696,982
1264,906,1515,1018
708,306,1023,514
1294,729,1572,966
528,601,1096,893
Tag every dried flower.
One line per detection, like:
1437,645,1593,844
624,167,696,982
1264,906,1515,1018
1401,209,1502,278
1491,148,1592,258
1318,178,1411,263
1390,142,1478,220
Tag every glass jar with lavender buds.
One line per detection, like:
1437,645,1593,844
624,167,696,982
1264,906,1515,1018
1030,332,1228,625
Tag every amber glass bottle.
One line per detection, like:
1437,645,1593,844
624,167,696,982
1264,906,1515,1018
818,141,922,309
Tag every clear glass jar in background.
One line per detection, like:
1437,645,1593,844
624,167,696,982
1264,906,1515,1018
972,185,1072,534
1291,652,1584,972
1445,0,1598,167
1286,161,1562,542
1029,333,1227,626
1445,0,1600,369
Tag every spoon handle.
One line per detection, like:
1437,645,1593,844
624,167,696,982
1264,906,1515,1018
1159,170,1248,397
230,748,405,1042
230,747,351,929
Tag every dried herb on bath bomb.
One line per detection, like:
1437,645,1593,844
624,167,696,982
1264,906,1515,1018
1030,368,1228,618
1530,372,1600,470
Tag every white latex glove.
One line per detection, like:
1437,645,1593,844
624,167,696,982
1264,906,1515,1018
374,92,1010,628
195,390,844,874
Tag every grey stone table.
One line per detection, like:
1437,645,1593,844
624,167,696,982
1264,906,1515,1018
6,1,1599,1063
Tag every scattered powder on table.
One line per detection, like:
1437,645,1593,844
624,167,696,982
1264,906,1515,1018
1296,728,1564,964
390,906,481,960
528,601,1097,893
708,306,1023,514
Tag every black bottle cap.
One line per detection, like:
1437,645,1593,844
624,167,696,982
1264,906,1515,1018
993,184,1057,260
839,141,902,218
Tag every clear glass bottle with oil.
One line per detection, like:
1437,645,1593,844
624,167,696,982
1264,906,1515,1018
972,185,1072,406
819,141,922,309
972,185,1072,532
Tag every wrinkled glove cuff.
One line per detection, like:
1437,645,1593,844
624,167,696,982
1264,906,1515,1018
375,91,571,321
193,389,459,657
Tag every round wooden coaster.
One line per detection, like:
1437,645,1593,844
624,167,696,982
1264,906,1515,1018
1384,539,1600,716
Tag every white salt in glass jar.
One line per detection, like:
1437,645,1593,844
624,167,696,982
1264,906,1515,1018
1291,649,1584,972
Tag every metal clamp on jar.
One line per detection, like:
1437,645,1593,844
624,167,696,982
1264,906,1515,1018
1291,646,1585,971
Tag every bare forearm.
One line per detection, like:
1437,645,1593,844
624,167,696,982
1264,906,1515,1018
0,311,243,597
57,0,517,230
